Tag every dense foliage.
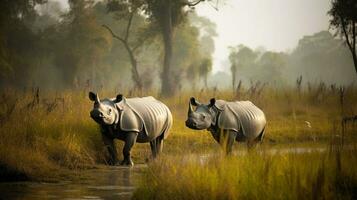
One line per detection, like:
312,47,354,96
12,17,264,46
0,0,215,92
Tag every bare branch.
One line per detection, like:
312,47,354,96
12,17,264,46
352,20,356,53
340,16,353,53
207,0,219,11
102,25,125,43
124,12,134,42
181,0,205,7
102,25,143,89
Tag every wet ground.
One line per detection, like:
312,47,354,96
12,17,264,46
0,145,332,200
0,165,146,200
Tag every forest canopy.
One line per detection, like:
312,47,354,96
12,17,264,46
0,0,218,92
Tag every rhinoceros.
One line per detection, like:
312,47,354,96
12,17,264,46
89,92,172,166
185,97,266,154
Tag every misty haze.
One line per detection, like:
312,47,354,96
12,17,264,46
0,0,356,199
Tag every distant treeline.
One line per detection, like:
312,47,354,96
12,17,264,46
0,0,215,92
0,1,355,93
228,31,356,88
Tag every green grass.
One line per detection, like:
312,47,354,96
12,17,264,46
133,144,357,200
0,91,103,181
0,85,356,182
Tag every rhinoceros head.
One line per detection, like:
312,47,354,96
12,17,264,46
185,97,216,130
89,92,122,125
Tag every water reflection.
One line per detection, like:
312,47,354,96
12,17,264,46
0,146,334,199
0,165,146,200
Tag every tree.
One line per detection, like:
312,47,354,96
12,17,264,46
229,47,239,89
255,51,286,83
229,45,257,89
0,0,46,86
190,13,216,89
199,58,212,88
54,0,112,88
186,63,199,90
104,0,156,90
172,21,201,90
107,0,218,96
144,0,208,97
288,31,355,84
328,0,357,75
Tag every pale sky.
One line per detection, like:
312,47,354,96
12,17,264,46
54,0,332,73
195,0,331,72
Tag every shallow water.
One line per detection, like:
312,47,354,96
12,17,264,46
189,145,328,164
0,145,331,200
0,165,146,200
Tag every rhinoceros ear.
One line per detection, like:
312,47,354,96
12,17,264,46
208,98,216,107
190,97,200,106
89,92,99,102
114,94,123,103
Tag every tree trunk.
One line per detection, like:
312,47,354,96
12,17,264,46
352,52,357,75
232,68,236,92
352,20,356,75
341,18,357,76
124,43,142,90
160,0,175,97
204,75,208,89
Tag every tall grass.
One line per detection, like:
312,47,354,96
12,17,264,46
133,144,357,200
0,90,103,181
0,83,356,181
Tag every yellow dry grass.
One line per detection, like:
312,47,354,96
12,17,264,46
0,84,356,182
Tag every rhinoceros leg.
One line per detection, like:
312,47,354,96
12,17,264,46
150,140,157,158
150,136,164,159
255,126,266,143
211,129,237,155
247,127,266,149
155,136,164,156
102,134,118,165
217,130,237,155
120,132,138,166
224,130,237,155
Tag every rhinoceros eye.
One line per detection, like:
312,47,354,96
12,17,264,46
202,114,206,119
108,108,112,115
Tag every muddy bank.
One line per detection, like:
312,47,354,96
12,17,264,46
0,145,341,199
0,165,146,200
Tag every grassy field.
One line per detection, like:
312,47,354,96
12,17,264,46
0,83,356,187
133,144,357,200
